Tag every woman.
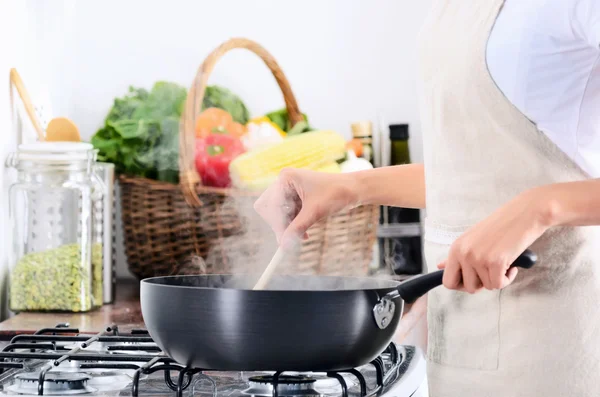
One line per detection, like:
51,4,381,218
255,0,600,396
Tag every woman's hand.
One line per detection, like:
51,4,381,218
254,168,359,249
254,164,427,249
437,187,553,293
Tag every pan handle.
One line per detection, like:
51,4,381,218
373,249,537,329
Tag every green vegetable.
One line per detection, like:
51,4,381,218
265,108,311,135
287,120,309,136
10,244,103,312
202,85,250,124
91,83,249,184
91,82,186,183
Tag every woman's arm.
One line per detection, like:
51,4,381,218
352,163,426,209
439,179,600,293
541,179,600,227
254,164,426,248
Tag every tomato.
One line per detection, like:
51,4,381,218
195,134,245,188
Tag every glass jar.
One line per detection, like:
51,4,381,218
351,121,374,166
6,142,105,312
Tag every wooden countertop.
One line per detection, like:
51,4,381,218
0,280,427,351
0,280,143,338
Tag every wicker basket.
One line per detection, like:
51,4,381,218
119,38,378,279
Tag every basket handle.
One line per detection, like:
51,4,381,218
179,38,304,206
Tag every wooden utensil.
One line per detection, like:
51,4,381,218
253,247,286,290
45,116,81,142
9,68,45,140
10,68,81,142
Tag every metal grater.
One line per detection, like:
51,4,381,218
94,163,116,304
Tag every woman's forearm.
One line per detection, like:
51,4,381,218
351,164,426,209
435,178,600,293
536,179,600,228
346,167,600,224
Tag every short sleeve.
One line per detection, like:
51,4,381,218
571,0,600,47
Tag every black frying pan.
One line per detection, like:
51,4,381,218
140,250,536,371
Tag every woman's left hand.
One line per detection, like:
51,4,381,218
437,188,552,293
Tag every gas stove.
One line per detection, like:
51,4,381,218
0,324,427,397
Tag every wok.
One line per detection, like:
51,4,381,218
141,250,536,371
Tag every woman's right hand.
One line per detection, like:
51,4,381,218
254,168,359,249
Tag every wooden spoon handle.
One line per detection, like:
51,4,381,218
9,68,45,140
253,247,286,290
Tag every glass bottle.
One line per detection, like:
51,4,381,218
379,124,423,275
351,121,374,166
6,142,105,312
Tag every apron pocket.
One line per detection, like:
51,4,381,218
425,240,501,371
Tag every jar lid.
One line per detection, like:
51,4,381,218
17,142,95,162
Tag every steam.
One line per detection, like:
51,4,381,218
175,179,372,288
178,193,296,282
168,273,398,291
209,194,280,276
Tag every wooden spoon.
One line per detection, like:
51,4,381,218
45,116,81,142
10,68,81,142
253,247,286,290
9,68,45,140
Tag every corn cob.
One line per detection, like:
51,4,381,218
229,130,346,189
236,161,342,191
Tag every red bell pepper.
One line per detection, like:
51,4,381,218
195,134,245,188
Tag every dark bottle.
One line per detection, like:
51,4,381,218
379,124,423,275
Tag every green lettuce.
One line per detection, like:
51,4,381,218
202,85,250,124
92,82,249,183
91,82,185,183
265,108,311,135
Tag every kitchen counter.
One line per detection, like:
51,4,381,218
0,279,143,338
0,280,427,351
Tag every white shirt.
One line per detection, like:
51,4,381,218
487,0,600,177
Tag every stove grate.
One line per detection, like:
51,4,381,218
0,324,402,397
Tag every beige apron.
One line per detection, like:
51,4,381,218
418,1,600,396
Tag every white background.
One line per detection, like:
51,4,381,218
1,0,431,304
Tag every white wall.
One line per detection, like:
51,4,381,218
7,0,432,280
0,0,52,317
51,0,430,153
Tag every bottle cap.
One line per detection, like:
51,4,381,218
389,124,409,141
351,121,373,138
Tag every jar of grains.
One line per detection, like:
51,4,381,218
6,142,105,312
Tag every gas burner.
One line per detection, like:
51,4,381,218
84,371,133,392
245,375,322,397
6,372,97,395
0,324,428,397
57,341,155,377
